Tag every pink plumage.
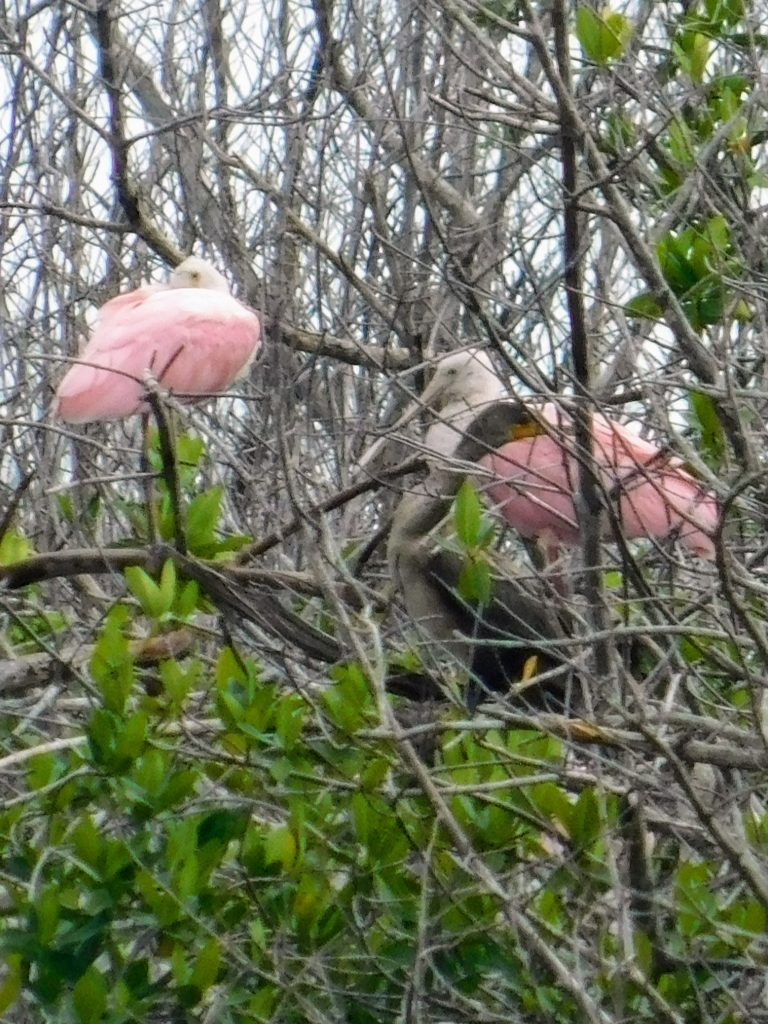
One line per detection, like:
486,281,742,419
55,257,261,423
480,403,718,559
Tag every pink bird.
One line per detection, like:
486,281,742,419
476,402,718,559
55,257,261,423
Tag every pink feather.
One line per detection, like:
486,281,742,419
479,404,718,559
55,263,261,424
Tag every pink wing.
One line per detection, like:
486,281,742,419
56,288,261,423
479,407,717,558
90,285,165,336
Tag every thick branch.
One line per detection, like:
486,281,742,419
553,1,611,682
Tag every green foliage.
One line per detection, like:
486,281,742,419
602,111,635,156
324,662,377,732
629,215,741,332
124,559,177,619
183,484,225,554
451,480,496,605
458,557,492,605
673,27,711,84
656,216,737,330
613,1,761,340
95,429,252,555
147,428,206,486
123,558,200,627
2,609,766,1022
690,390,726,461
0,528,69,655
624,292,663,320
672,1,747,85
90,605,135,714
0,528,34,565
576,7,633,65
453,480,497,549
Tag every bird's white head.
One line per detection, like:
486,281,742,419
419,348,505,412
170,256,231,294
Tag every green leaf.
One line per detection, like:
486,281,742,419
35,885,61,945
733,298,752,321
26,752,57,791
72,966,107,1024
667,118,695,166
458,557,493,605
360,757,390,791
603,10,632,56
603,111,635,154
727,898,767,941
216,645,251,688
57,492,76,523
625,292,663,319
568,789,601,848
171,850,200,902
175,433,206,486
71,815,103,868
160,659,201,709
124,565,169,619
115,711,149,762
324,663,373,731
131,749,167,796
704,213,730,252
674,30,711,83
659,235,699,293
186,485,224,555
276,696,306,750
576,7,632,65
190,938,221,993
690,391,726,460
158,769,198,810
158,558,177,612
136,869,181,926
197,808,249,848
175,579,200,617
706,0,744,26
0,953,22,1015
576,6,602,60
454,480,484,547
0,529,33,566
90,608,134,713
264,825,297,870
691,286,724,328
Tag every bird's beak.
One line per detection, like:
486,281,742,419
508,419,546,441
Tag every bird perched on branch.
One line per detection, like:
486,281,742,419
386,348,719,707
388,403,575,710
55,257,262,423
475,399,718,561
410,347,718,561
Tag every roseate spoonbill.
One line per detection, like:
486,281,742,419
473,401,718,560
388,405,574,709
416,349,718,560
55,257,262,423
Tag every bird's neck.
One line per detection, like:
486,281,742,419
388,468,461,557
